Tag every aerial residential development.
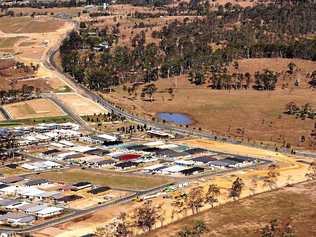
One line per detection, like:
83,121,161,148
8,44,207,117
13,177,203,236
0,0,315,236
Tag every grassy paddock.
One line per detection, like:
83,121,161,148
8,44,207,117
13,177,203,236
30,168,173,191
0,116,72,127
0,167,27,176
0,36,26,48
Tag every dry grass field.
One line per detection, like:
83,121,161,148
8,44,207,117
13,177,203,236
3,98,65,120
9,7,83,16
0,36,26,48
143,181,316,237
56,93,108,116
30,168,173,190
0,166,28,176
0,76,51,92
104,58,316,150
0,16,65,34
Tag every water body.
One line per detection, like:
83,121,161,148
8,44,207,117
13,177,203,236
157,112,193,125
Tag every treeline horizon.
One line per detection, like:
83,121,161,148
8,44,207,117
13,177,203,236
60,0,316,91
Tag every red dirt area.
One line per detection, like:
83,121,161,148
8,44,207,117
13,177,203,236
0,59,15,70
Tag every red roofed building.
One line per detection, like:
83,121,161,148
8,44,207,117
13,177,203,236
118,154,142,161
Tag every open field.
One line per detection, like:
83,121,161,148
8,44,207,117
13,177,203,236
229,58,316,75
56,93,108,116
0,36,26,48
0,76,52,91
143,181,316,237
0,16,65,34
30,168,174,190
9,7,83,16
104,58,316,150
0,166,28,176
3,98,65,120
65,189,129,210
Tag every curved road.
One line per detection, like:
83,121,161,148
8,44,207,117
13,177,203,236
44,25,316,159
2,18,316,235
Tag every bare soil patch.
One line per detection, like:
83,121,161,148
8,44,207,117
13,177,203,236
0,36,26,48
3,98,65,119
9,7,83,16
0,16,65,33
56,93,108,116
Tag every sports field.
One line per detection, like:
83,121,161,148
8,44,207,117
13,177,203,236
3,98,65,120
56,93,108,116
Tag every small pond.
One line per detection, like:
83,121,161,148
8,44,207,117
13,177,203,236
156,112,193,125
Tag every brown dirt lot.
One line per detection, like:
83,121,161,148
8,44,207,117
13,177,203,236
3,98,65,119
0,36,26,48
0,76,52,92
105,58,316,150
9,7,83,16
143,181,316,237
0,16,65,33
56,93,108,116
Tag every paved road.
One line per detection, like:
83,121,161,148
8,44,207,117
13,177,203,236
3,19,316,235
47,44,316,159
0,106,11,120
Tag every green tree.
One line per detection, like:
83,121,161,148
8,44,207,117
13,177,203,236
205,184,221,208
229,177,244,200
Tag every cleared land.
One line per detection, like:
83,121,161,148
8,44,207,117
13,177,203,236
57,93,108,116
0,16,65,34
105,58,316,150
30,168,173,190
3,98,65,120
0,36,26,48
144,181,316,237
0,166,28,176
9,7,83,16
